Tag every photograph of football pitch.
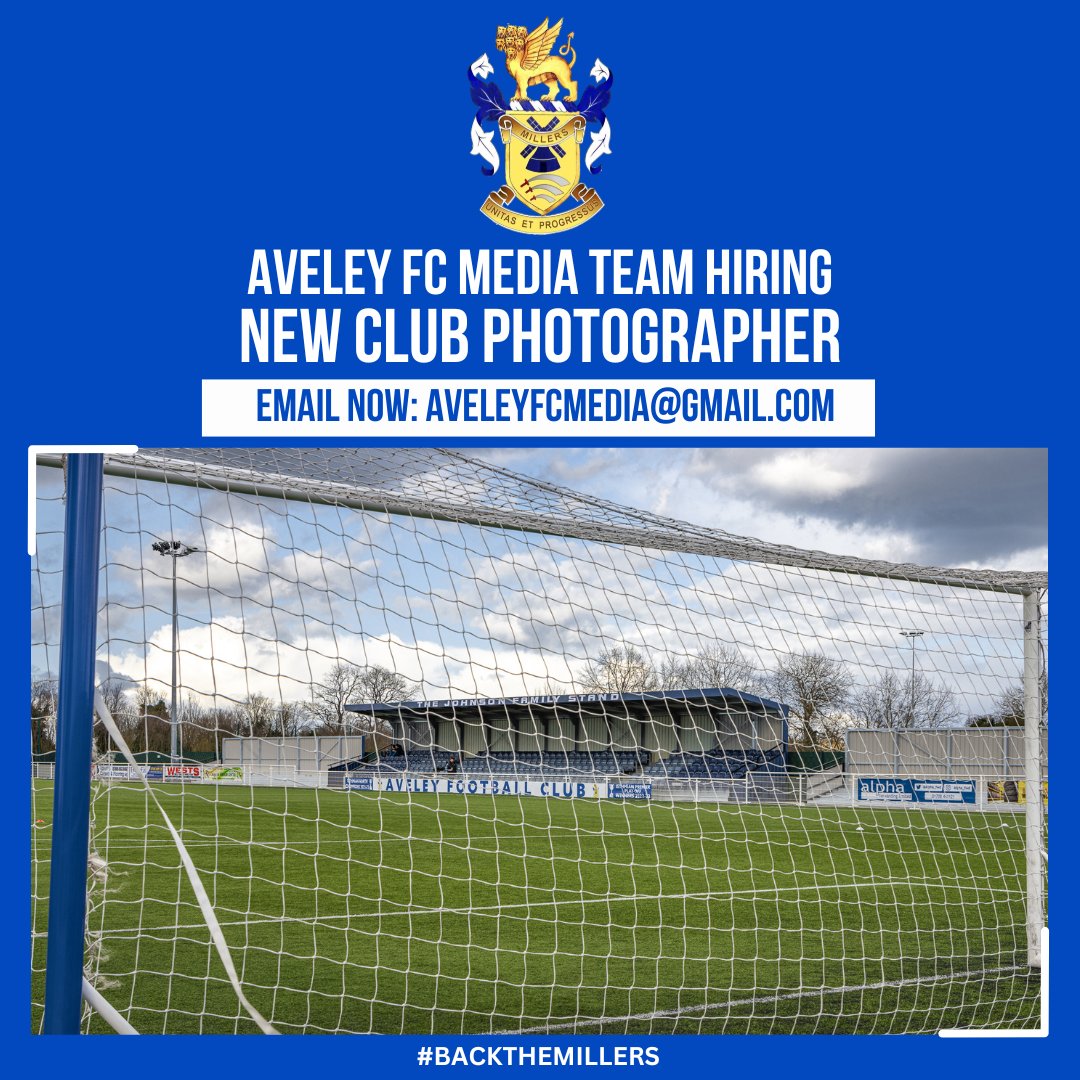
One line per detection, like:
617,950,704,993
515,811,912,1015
31,448,1047,1036
31,781,1040,1035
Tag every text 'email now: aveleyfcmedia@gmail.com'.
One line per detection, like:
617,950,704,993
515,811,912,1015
202,380,875,438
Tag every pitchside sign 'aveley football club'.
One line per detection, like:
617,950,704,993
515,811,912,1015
345,776,654,799
469,17,612,233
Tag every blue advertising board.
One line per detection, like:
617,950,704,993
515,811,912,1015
607,783,653,800
857,778,977,805
347,776,604,799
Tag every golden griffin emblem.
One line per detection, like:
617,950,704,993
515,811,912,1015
496,19,577,103
468,17,614,233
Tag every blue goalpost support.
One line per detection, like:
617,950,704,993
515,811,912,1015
42,454,104,1034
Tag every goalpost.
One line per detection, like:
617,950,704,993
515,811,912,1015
32,448,1047,1035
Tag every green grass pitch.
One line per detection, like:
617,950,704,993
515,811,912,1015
31,780,1040,1035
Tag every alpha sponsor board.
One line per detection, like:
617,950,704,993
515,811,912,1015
857,778,976,805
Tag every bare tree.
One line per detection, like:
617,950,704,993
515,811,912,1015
94,679,134,754
659,644,766,694
31,677,57,756
768,652,853,749
178,696,225,754
994,670,1048,726
851,670,960,731
237,692,276,737
354,665,419,704
201,704,241,758
131,685,171,754
275,700,309,737
579,645,659,694
98,679,131,721
311,663,418,733
31,677,57,716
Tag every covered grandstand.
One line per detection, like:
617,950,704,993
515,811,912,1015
340,688,789,788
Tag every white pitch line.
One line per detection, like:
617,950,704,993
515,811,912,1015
59,822,1024,851
84,877,1023,939
74,830,959,850
504,964,1032,1034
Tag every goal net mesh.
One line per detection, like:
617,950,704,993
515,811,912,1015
30,447,1047,1034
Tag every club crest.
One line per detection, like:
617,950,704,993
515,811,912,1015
468,18,613,233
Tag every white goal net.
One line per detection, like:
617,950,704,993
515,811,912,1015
31,447,1047,1034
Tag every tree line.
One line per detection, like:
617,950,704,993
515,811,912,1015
576,643,1040,749
30,646,1045,757
30,663,417,758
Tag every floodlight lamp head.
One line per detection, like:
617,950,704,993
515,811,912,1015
152,539,198,558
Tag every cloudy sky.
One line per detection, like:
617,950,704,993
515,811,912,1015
32,448,1045,720
471,448,1048,572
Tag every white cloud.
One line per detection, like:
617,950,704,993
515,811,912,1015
745,451,869,500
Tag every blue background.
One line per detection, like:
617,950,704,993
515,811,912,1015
5,0,1072,1071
